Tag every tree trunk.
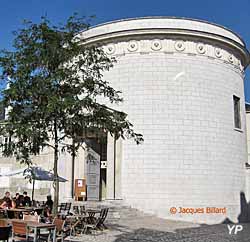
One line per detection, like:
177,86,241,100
71,153,76,199
31,179,35,202
53,121,59,215
71,140,76,199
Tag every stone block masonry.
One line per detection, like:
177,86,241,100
80,17,250,224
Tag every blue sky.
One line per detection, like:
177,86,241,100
0,0,249,100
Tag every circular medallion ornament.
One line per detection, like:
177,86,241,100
106,44,115,55
151,40,162,51
128,41,138,52
228,54,234,63
175,41,185,52
215,48,222,58
197,43,206,54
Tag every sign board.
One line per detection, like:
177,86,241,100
74,178,86,201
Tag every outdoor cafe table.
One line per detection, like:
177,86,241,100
18,206,44,215
10,219,56,242
18,206,44,211
85,209,101,224
0,208,32,219
0,208,33,213
26,221,56,242
0,207,43,218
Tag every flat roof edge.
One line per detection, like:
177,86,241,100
80,16,246,47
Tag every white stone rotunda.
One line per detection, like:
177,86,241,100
80,17,250,224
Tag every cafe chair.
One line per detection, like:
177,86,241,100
12,221,34,242
0,210,7,219
0,219,8,227
72,206,79,215
58,203,66,214
0,226,11,242
58,203,71,219
67,207,86,235
58,203,66,218
53,217,70,242
40,218,69,242
79,205,86,215
83,208,109,234
98,208,109,230
83,215,101,235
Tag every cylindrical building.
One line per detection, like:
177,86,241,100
81,17,250,224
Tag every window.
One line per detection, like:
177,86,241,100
233,95,241,129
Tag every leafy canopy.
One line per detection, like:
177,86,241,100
0,14,143,164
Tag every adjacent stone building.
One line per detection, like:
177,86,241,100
0,17,249,224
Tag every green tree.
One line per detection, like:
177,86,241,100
0,15,143,213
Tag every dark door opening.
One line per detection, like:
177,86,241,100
85,136,107,201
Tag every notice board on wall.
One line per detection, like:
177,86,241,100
74,178,86,201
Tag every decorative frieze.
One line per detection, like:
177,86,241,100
103,38,243,73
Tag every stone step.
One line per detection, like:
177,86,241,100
69,200,152,221
106,207,153,220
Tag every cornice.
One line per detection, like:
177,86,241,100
79,18,250,69
80,29,249,69
80,16,246,47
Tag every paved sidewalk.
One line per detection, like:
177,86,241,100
66,215,250,242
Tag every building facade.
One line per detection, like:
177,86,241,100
0,17,250,224
80,17,250,224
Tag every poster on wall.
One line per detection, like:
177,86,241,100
77,180,83,187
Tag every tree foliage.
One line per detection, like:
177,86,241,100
0,14,143,212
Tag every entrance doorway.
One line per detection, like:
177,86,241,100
85,136,107,201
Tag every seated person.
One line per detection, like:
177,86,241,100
43,195,53,221
14,193,24,208
23,191,31,207
0,191,16,219
0,191,15,209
